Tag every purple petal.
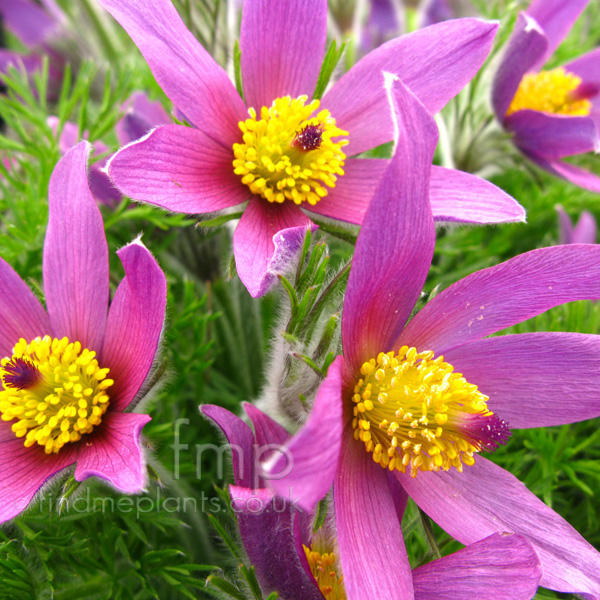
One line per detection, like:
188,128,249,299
0,257,50,358
116,92,170,146
106,124,249,213
397,455,600,597
0,0,56,48
506,110,599,158
240,0,327,110
429,166,526,224
565,47,600,86
323,19,497,156
0,49,42,77
491,13,548,120
267,357,344,512
334,427,414,598
572,210,597,244
100,241,166,412
413,533,542,600
443,332,600,429
74,412,151,493
399,245,600,354
98,0,245,146
362,0,403,53
200,405,255,489
233,198,314,298
243,403,289,447
527,0,591,71
556,205,574,243
524,152,600,194
43,141,109,352
88,157,122,207
0,423,75,524
229,486,323,600
342,75,437,371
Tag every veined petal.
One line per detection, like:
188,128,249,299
44,142,109,353
98,0,246,146
397,456,600,598
232,197,314,298
506,110,599,158
101,241,167,412
106,124,249,214
413,533,542,600
230,486,323,600
398,245,600,354
323,19,497,156
491,13,548,120
527,0,591,71
0,0,56,48
0,257,50,359
342,75,437,371
267,357,344,512
74,412,151,494
240,0,327,110
334,427,414,599
524,152,600,194
243,403,289,447
443,332,600,429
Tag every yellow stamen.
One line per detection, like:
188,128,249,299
352,347,509,477
232,96,348,206
0,336,112,454
304,545,346,600
506,67,592,116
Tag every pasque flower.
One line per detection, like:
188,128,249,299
492,0,600,193
0,141,167,523
201,403,542,600
556,205,597,244
262,76,600,598
99,0,524,297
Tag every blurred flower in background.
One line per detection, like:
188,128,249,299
556,204,597,244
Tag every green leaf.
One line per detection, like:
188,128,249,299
313,40,347,100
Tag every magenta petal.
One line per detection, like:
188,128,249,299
491,13,548,120
0,257,50,358
429,166,526,224
268,356,344,511
525,153,600,194
572,211,598,244
397,456,600,597
506,110,599,158
443,332,600,429
106,124,249,214
413,533,542,600
98,0,245,145
342,76,437,371
200,405,255,489
101,241,166,412
334,428,413,599
74,412,150,493
323,19,497,156
527,0,591,71
43,142,108,352
233,197,314,298
116,92,170,146
557,205,575,243
565,47,600,85
0,0,56,48
240,0,327,110
0,49,42,77
0,428,76,523
229,486,323,600
399,245,600,353
243,403,289,447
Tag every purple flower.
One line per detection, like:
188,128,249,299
261,77,600,598
99,0,524,297
201,403,542,600
557,205,597,244
492,0,600,193
0,141,167,523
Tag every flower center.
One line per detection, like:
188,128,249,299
0,336,113,454
232,96,348,206
352,347,510,477
304,545,346,600
506,67,592,117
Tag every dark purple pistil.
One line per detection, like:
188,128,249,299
463,412,512,453
2,357,42,390
292,123,324,151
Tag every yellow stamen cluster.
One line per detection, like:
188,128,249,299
0,336,113,454
352,346,502,477
233,96,348,206
507,67,592,116
304,545,346,600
